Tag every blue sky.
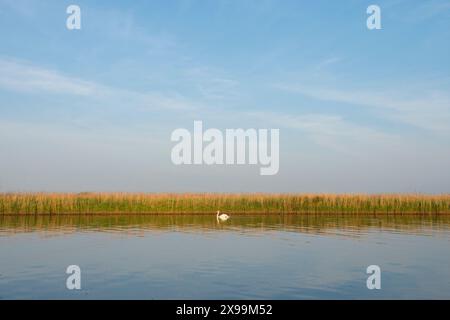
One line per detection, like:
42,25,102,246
0,0,449,192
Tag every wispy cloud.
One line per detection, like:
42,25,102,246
248,110,396,155
0,57,196,111
184,66,240,100
275,82,450,135
315,57,342,71
0,58,99,95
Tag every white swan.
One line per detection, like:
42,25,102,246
216,210,230,222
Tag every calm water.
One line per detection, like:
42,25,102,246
1,214,449,299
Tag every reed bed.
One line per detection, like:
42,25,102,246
0,193,449,215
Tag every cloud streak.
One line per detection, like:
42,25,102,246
276,82,450,135
0,57,196,111
248,110,398,156
0,58,99,95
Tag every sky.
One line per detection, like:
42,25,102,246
0,0,449,193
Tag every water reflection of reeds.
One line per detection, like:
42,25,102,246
1,214,449,237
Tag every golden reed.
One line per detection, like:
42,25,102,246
0,193,449,215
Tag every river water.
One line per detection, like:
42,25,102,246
0,214,449,299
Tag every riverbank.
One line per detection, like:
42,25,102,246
0,193,449,215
